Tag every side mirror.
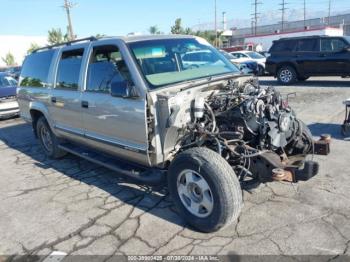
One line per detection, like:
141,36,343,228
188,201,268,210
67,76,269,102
110,80,137,98
344,46,350,52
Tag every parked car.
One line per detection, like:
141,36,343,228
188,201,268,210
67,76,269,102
182,50,220,69
17,35,323,232
230,51,266,75
219,50,258,75
258,51,270,58
6,66,22,80
0,73,19,119
266,36,350,85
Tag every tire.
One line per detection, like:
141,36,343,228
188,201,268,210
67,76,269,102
168,147,242,232
298,76,309,81
277,66,297,85
36,116,67,159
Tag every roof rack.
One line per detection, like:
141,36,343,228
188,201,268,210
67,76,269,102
33,36,98,53
278,35,323,41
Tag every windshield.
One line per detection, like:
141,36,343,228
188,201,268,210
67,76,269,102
246,52,265,59
0,75,17,87
128,38,239,89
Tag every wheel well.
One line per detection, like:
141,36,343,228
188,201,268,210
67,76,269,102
30,110,44,138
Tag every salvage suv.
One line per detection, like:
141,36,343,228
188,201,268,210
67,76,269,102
17,35,326,232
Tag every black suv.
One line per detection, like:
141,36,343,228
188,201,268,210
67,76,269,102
266,36,350,84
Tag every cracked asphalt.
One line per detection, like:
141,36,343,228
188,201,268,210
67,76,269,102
0,76,350,258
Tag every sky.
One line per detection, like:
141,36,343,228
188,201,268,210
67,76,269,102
0,0,350,37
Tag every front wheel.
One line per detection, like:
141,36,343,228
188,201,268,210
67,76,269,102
168,147,242,232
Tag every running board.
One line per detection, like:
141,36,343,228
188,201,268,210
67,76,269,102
58,143,166,186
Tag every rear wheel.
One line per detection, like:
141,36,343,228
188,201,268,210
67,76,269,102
168,147,242,232
277,66,297,85
36,116,66,159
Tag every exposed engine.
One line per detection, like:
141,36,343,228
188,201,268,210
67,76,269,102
179,79,315,185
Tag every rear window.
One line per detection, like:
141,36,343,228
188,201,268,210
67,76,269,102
270,40,297,52
19,50,55,87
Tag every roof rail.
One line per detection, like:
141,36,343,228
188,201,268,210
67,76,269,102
33,36,98,53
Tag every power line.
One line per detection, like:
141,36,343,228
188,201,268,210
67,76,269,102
279,0,289,32
214,0,218,47
62,0,76,40
303,0,306,27
328,0,332,25
251,0,262,35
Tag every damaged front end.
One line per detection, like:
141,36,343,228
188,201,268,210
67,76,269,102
170,78,330,186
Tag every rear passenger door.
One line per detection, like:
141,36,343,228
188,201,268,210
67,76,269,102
48,46,87,141
295,38,320,75
80,42,149,165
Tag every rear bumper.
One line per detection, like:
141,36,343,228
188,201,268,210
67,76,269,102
0,101,19,119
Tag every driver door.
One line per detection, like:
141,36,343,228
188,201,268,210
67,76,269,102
80,42,149,165
319,37,349,75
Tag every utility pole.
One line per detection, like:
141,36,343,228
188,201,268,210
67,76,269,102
222,12,227,31
214,0,218,47
328,0,332,25
303,0,306,28
279,0,288,32
62,0,76,40
251,0,262,36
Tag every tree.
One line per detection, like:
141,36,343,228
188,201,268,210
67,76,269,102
1,52,16,66
149,25,161,35
171,18,185,34
47,28,68,45
95,34,106,38
184,27,193,35
27,43,40,54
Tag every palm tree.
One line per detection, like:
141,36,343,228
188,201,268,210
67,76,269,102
1,52,16,66
27,43,41,54
149,25,160,35
47,28,65,45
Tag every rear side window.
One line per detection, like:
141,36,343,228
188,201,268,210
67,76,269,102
270,40,296,52
321,38,347,52
297,39,318,52
20,50,54,87
55,49,84,90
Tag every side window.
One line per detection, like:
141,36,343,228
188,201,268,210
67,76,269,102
20,50,55,87
297,39,318,52
270,41,296,52
321,38,347,52
86,45,132,93
55,49,84,90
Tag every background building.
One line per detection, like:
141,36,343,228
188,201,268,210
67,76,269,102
229,13,350,47
0,35,47,67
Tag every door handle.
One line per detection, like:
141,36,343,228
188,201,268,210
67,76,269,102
51,97,57,103
81,101,89,108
